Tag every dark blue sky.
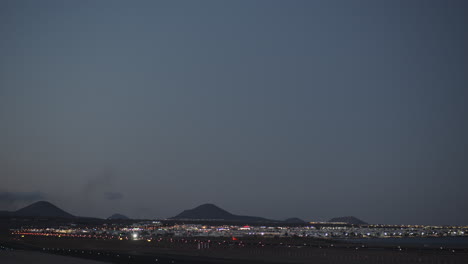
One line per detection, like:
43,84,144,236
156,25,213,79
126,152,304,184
1,0,467,225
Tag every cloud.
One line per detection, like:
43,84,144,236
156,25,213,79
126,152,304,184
104,192,124,200
0,191,45,204
82,170,124,200
83,170,113,196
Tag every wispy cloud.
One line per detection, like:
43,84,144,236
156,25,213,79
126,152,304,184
0,191,45,203
83,170,113,196
104,192,124,200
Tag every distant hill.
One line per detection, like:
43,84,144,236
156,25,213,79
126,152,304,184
0,211,11,216
329,216,367,225
171,204,274,222
284,217,306,224
13,201,75,218
108,213,130,220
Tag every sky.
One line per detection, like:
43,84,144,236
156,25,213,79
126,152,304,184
1,0,467,225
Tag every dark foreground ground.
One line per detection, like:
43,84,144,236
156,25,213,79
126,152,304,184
1,219,468,264
2,235,468,264
0,249,109,264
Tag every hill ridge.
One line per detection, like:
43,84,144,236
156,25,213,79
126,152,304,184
172,203,274,222
108,213,130,220
328,216,367,225
13,201,75,218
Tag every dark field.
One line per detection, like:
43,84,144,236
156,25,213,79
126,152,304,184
2,234,468,264
2,218,468,264
0,250,109,264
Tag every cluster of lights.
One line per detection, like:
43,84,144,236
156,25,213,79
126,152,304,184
12,222,468,242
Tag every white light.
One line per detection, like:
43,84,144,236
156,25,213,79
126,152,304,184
132,233,138,239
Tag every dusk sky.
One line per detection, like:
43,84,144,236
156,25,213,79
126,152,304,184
1,0,467,225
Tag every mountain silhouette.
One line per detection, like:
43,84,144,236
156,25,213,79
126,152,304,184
284,217,306,223
329,216,367,225
108,213,130,220
13,201,74,218
172,203,273,222
0,210,10,216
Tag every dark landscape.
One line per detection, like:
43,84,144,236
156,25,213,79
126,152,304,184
2,0,468,263
1,201,468,263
